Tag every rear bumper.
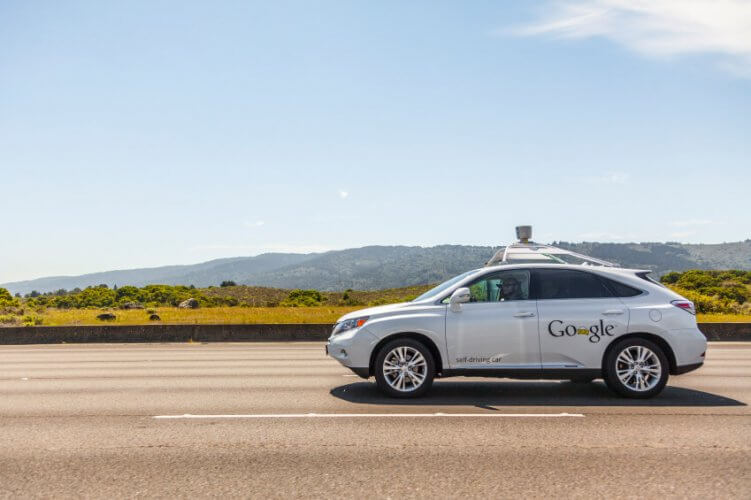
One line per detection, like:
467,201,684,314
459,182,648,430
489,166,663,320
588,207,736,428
664,327,707,367
673,361,704,375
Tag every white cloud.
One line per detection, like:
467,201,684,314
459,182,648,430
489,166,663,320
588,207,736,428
339,190,349,199
243,220,266,228
509,0,751,77
671,218,712,227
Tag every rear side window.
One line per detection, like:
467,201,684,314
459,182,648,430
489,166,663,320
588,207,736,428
601,277,643,297
637,271,665,288
534,269,613,299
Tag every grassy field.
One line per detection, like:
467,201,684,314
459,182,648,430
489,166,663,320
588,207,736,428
695,313,751,323
17,306,751,326
3,273,750,327
34,306,363,326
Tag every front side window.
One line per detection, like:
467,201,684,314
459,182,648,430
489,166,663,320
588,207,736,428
467,270,531,302
535,269,613,300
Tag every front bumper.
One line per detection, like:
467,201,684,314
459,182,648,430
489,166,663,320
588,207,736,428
325,327,378,377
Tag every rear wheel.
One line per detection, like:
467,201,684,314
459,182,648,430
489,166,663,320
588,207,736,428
374,339,435,398
604,338,668,398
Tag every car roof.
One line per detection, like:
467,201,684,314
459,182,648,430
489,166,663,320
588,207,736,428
481,263,651,274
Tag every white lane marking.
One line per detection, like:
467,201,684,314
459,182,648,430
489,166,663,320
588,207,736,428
154,412,583,419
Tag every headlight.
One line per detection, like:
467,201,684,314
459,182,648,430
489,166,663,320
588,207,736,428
332,316,369,336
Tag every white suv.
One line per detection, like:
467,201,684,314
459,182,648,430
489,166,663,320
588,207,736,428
326,264,706,398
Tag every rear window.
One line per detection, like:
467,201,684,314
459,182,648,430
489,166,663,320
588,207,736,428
535,269,613,300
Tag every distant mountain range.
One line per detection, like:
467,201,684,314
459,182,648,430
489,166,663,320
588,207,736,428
3,241,750,295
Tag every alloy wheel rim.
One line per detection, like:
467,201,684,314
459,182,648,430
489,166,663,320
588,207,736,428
615,346,661,392
383,346,427,392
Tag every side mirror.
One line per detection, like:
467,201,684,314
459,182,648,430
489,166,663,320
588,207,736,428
449,287,471,312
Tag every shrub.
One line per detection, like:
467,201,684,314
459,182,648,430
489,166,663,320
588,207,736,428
281,289,323,307
0,288,19,308
660,272,680,284
664,270,751,308
115,286,140,301
670,287,739,314
0,314,17,324
22,315,43,326
220,281,237,287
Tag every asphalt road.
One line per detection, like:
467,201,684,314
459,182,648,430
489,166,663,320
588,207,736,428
0,342,749,498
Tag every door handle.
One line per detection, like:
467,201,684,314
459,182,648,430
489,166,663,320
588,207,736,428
514,312,535,318
602,309,624,315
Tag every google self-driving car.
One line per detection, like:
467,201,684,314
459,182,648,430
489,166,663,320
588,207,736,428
326,227,706,399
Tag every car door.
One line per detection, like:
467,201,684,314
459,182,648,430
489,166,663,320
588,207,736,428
533,268,630,369
446,269,540,369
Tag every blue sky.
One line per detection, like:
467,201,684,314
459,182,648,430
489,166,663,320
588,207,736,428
1,0,750,283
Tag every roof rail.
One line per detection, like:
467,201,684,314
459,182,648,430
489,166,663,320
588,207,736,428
486,226,616,268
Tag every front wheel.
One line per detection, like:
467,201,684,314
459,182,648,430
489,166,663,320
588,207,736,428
604,338,669,398
374,339,435,398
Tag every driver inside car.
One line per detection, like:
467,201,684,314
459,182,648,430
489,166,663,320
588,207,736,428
498,276,523,301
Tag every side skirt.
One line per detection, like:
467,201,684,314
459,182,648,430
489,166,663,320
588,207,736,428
439,368,601,380
348,367,370,379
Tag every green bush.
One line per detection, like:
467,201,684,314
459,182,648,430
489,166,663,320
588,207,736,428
660,272,680,284
0,288,19,308
22,315,43,326
115,286,141,301
663,270,750,308
671,287,739,314
281,289,323,307
0,314,17,324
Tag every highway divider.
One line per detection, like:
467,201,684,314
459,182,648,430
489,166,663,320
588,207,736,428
0,324,333,344
0,322,748,345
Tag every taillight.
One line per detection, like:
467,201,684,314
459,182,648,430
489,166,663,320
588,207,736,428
671,300,696,315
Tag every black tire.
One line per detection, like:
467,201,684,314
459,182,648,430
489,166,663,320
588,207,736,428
374,338,435,398
603,338,669,398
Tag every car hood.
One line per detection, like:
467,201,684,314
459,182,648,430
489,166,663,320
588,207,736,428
336,302,417,322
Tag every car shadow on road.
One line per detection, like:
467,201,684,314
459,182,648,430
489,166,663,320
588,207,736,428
330,380,746,407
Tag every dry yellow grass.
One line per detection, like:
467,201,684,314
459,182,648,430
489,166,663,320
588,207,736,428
17,307,751,327
37,306,363,326
696,313,751,323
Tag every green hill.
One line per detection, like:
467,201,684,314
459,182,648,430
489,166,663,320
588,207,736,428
3,241,750,295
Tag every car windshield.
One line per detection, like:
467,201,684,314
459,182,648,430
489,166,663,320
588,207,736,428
413,270,477,302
